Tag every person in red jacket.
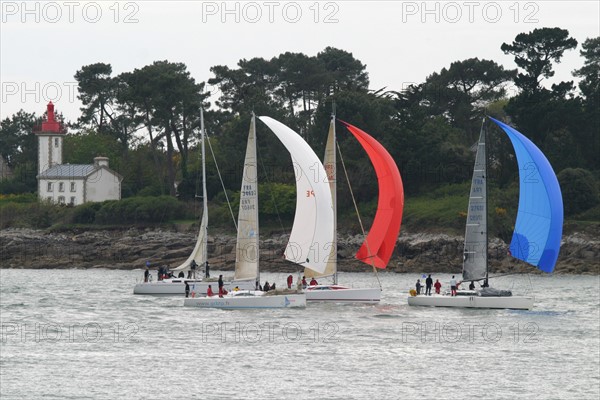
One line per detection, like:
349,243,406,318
287,274,293,289
434,279,442,294
207,285,214,297
309,278,318,286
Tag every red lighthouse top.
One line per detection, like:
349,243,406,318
40,102,62,133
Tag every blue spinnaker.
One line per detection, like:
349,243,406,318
489,117,563,273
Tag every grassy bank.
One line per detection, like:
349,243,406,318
1,188,598,235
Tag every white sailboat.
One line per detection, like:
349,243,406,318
133,109,255,295
408,117,563,310
304,116,397,303
185,115,331,308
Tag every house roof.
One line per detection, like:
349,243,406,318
39,162,123,181
39,164,98,178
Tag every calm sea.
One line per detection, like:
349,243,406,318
1,269,598,400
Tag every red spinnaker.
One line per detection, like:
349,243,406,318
339,120,404,269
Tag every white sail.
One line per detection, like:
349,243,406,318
174,109,208,272
305,117,337,280
258,116,334,274
462,120,487,281
234,116,260,281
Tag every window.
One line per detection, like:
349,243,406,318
70,182,76,192
70,197,76,205
59,182,64,192
58,196,65,205
47,182,53,192
54,138,59,147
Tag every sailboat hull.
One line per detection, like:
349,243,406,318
133,279,256,296
184,292,306,309
407,294,534,310
305,285,381,303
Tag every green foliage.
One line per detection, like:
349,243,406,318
3,38,600,232
259,183,296,217
0,199,64,229
403,189,468,232
63,130,124,168
501,27,578,92
72,202,102,224
557,168,600,215
94,196,186,224
0,110,40,168
0,193,37,204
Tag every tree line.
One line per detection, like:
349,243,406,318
1,27,598,222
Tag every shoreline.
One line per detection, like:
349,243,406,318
1,227,598,274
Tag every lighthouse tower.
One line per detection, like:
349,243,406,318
36,101,64,175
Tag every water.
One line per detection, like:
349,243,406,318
1,269,598,399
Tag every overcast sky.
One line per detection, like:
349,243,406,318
1,0,598,122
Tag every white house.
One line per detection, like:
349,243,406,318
36,102,123,205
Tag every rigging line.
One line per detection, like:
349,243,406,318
205,131,237,232
256,142,287,236
336,140,382,290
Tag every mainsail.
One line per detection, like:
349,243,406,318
339,120,404,269
489,117,563,272
304,117,337,280
234,115,260,281
258,116,334,274
462,120,488,281
174,108,208,272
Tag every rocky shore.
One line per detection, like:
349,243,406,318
1,227,598,274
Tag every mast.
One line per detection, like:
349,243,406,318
200,108,208,278
331,111,338,285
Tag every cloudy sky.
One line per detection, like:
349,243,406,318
1,0,598,122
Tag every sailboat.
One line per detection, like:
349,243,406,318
304,116,404,303
133,109,255,295
184,115,333,308
408,117,563,310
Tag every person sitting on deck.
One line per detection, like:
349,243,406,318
469,281,476,290
263,281,271,292
309,278,318,286
178,271,185,278
207,285,214,297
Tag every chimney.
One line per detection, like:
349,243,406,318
94,157,109,168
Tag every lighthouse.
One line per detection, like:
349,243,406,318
36,102,123,205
